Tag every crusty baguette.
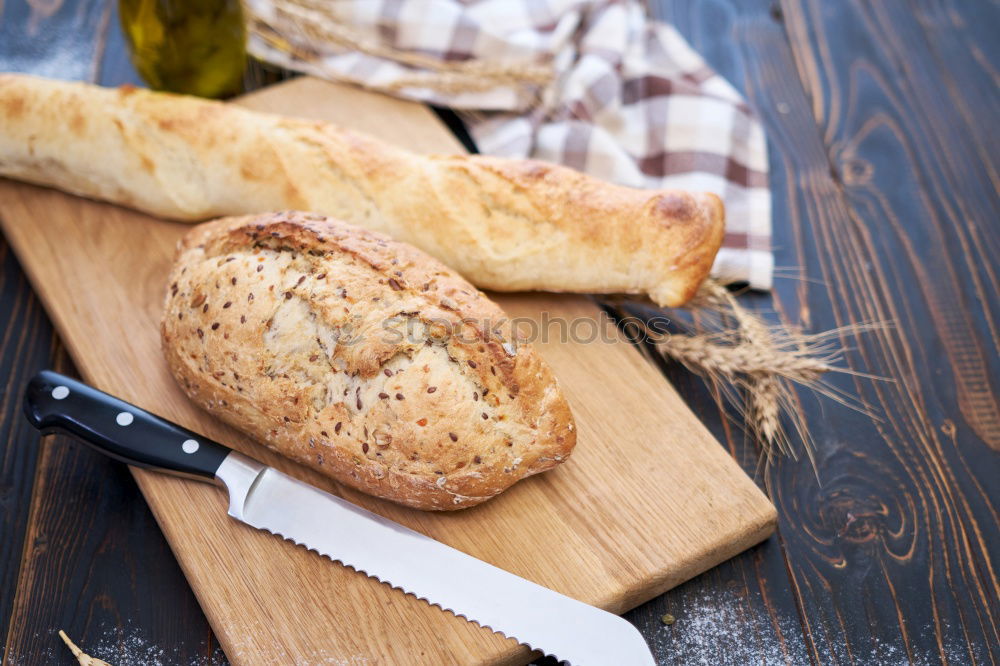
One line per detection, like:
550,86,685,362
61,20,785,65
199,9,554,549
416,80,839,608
0,73,724,307
161,211,576,510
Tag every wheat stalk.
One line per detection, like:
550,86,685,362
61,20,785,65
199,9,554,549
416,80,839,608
247,0,554,96
58,631,113,666
246,0,870,460
619,279,881,461
653,335,832,380
749,375,784,453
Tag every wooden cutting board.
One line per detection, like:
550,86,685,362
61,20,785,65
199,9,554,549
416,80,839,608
0,77,775,665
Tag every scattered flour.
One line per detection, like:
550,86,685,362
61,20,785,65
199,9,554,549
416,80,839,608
646,589,793,666
644,588,988,665
2,624,225,666
3,607,988,664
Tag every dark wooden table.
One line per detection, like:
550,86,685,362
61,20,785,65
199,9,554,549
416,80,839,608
1,1,997,664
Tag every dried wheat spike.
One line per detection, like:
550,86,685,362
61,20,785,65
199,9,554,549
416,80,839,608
58,630,114,666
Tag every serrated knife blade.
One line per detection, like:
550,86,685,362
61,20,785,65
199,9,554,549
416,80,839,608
218,454,656,665
23,371,655,665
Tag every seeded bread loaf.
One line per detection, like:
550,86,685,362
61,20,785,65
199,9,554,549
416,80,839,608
0,73,723,307
160,211,576,510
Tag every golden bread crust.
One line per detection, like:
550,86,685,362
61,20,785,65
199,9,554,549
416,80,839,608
161,212,576,510
0,74,724,306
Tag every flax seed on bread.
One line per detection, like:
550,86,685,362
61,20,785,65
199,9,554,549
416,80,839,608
160,211,576,510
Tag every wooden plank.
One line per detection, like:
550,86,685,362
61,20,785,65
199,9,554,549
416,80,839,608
0,2,224,663
638,1,1000,664
0,75,775,665
0,240,53,649
3,354,226,666
2,0,994,663
769,1,1000,663
632,5,819,663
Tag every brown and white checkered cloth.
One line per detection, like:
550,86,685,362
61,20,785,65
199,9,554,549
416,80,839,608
246,0,772,289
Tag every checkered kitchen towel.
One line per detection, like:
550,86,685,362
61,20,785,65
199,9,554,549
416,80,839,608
246,0,772,289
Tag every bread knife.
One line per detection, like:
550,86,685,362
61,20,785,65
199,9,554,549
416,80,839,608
23,370,656,666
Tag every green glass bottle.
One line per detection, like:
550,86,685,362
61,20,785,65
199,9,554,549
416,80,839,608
119,0,247,98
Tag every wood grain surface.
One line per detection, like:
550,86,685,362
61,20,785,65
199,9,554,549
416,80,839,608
1,2,227,664
1,0,997,664
632,2,999,665
0,73,775,665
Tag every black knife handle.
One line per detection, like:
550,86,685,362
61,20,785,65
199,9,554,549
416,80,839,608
23,370,232,481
